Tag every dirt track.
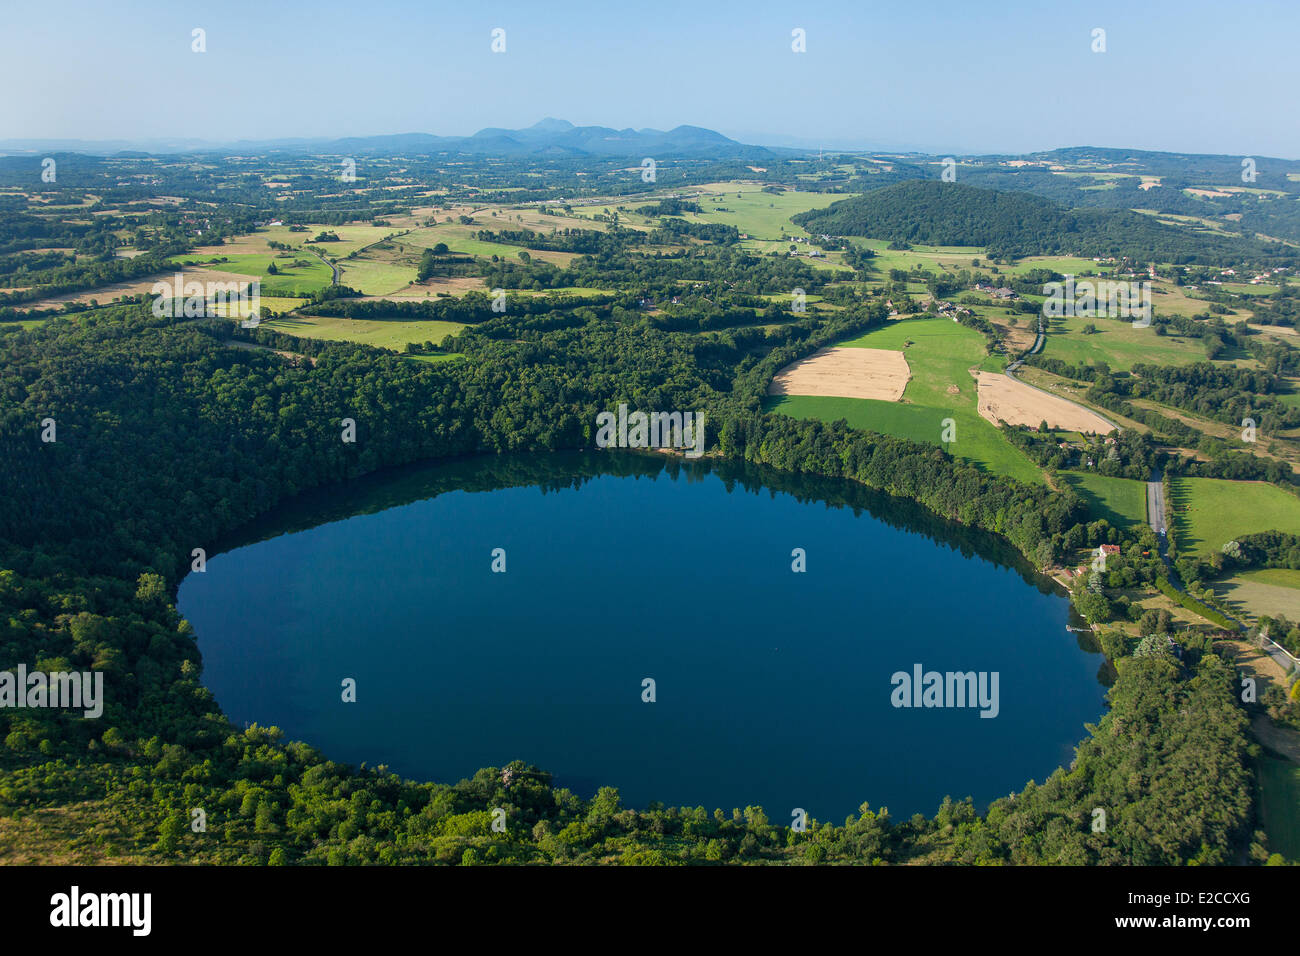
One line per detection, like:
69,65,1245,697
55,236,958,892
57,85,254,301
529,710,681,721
767,347,910,401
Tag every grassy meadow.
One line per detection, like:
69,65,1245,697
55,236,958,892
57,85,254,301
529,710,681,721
1060,472,1149,530
1170,477,1300,559
1212,568,1300,623
1257,756,1300,862
1041,312,1209,371
167,252,333,297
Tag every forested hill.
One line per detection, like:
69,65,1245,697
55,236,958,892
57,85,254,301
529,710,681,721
792,180,1298,266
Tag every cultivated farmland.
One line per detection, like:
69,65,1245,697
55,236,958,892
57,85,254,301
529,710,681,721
766,316,1043,484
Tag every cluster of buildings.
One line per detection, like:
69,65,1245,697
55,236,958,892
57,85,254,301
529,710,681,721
926,299,973,318
781,234,832,257
1052,435,1118,470
1202,266,1288,286
973,282,1018,300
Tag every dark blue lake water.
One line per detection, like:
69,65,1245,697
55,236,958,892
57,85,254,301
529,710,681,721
178,453,1106,821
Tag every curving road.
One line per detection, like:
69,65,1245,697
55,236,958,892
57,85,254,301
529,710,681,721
1005,310,1120,432
304,246,340,285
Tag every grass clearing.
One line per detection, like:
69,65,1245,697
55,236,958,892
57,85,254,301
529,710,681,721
1060,472,1148,530
608,182,847,240
167,252,332,297
1212,568,1300,622
256,224,397,258
394,227,578,266
852,239,985,280
1170,477,1300,559
1256,756,1300,861
1042,311,1207,371
407,352,465,364
337,257,418,296
669,183,848,239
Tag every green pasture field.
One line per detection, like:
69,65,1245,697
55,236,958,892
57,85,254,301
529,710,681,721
1277,379,1300,408
610,183,848,240
765,394,1042,484
1220,282,1281,296
167,252,333,297
1151,281,1232,319
853,239,986,279
688,188,848,239
337,257,419,296
1060,472,1148,530
736,241,855,273
406,353,465,364
1170,477,1300,559
1000,256,1105,277
1212,568,1300,623
766,316,1042,484
1256,756,1300,862
1040,310,1208,370
258,224,396,258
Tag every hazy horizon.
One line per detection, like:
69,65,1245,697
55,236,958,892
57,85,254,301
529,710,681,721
4,0,1298,159
3,117,1299,163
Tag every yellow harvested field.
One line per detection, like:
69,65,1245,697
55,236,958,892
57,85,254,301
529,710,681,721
1250,323,1297,338
976,372,1114,433
767,347,910,401
368,277,485,298
18,268,257,311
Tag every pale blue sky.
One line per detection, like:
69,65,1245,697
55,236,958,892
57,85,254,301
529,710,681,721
3,0,1297,156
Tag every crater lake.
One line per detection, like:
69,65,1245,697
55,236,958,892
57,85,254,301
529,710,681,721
177,452,1107,821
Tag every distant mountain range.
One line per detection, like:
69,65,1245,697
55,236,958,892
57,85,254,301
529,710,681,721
0,118,777,159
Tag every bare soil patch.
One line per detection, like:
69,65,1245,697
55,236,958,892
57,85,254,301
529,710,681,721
768,347,910,401
976,371,1114,433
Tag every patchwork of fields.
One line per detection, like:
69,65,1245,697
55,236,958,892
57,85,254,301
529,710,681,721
765,317,1044,484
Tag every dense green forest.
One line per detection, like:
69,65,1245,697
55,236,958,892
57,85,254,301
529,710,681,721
793,181,1299,266
0,300,1267,864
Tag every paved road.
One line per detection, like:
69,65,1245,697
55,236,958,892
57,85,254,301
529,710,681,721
1260,636,1300,675
1146,478,1166,536
304,246,339,285
1003,311,1123,431
1143,471,1297,672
